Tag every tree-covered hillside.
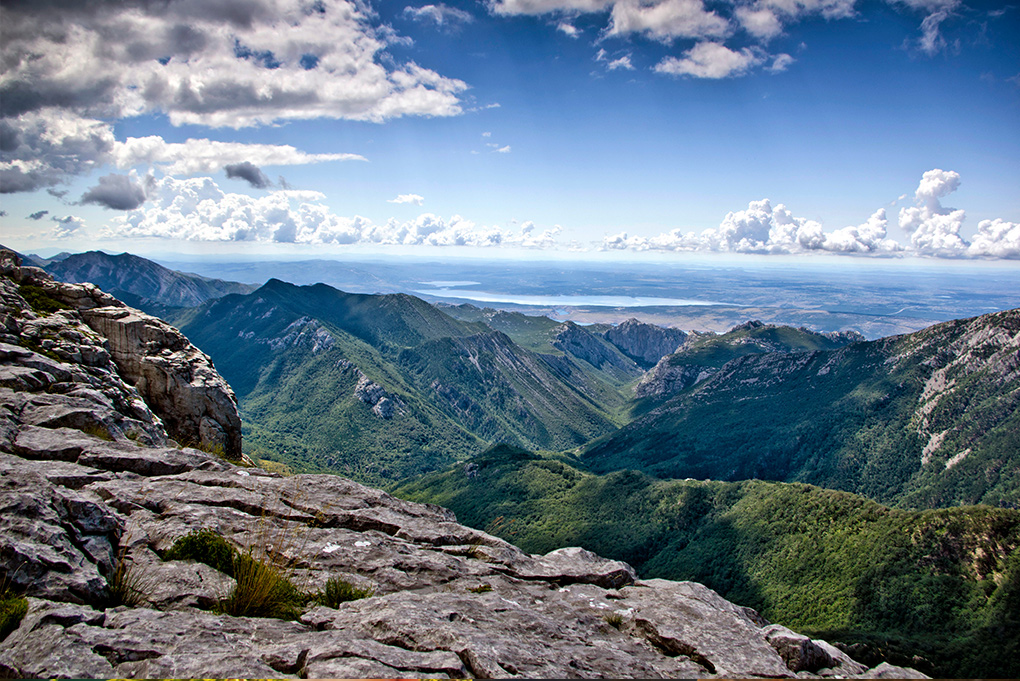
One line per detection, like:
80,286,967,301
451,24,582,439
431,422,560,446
585,308,1020,509
395,445,1020,678
176,280,638,482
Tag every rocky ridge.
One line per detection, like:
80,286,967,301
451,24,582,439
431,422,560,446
636,321,864,399
44,250,254,312
0,258,925,678
603,317,689,368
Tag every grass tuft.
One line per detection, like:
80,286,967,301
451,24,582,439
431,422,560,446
0,579,27,642
218,552,305,619
17,283,69,315
603,612,624,629
107,551,153,608
314,576,374,608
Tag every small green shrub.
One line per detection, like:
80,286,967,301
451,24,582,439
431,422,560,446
467,583,492,593
218,552,304,619
0,583,28,641
164,529,238,577
314,576,374,608
18,283,68,314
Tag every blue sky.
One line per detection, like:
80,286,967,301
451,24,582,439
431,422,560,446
1,0,1018,259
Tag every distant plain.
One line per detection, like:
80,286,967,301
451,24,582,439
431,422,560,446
158,254,1020,338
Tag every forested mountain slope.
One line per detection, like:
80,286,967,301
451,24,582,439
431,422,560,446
584,308,1020,509
176,280,636,482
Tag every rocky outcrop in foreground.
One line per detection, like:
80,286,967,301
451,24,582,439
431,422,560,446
0,250,240,458
0,257,925,678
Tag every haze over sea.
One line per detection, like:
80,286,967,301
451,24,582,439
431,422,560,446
156,252,1020,339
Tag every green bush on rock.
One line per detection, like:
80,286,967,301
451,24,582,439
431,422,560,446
164,528,239,577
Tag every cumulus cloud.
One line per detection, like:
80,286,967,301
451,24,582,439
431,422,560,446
494,145,512,153
0,0,468,129
898,169,968,255
27,210,49,221
767,53,795,73
49,214,86,239
225,161,272,189
0,110,364,192
601,170,1017,259
80,173,149,211
101,176,562,249
735,6,784,40
0,110,116,193
654,42,762,78
969,219,1020,258
404,4,475,27
821,209,903,253
601,201,902,254
388,194,426,205
606,0,730,40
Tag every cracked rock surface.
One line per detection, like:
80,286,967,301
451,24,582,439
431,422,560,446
0,249,927,679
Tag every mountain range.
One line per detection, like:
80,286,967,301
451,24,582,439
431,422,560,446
43,250,254,316
32,247,1020,676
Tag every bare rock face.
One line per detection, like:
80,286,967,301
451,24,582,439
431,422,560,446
0,249,927,679
635,354,713,398
0,249,240,458
79,306,241,457
603,318,688,368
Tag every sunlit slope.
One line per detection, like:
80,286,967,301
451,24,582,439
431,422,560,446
584,308,1020,508
178,280,630,480
45,250,254,316
398,331,621,450
395,445,1020,679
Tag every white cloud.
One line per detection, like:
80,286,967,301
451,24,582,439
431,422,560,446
112,137,365,176
489,0,615,16
557,21,582,37
602,169,1017,259
404,4,475,27
898,169,968,255
0,0,467,129
388,193,426,205
654,42,762,78
100,176,561,249
767,53,795,73
494,145,512,153
735,6,783,40
821,209,903,253
49,214,86,239
0,109,365,192
606,0,731,41
969,219,1020,258
482,131,492,137
607,55,636,70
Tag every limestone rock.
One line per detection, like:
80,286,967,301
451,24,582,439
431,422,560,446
553,321,632,370
79,306,241,457
603,318,688,367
